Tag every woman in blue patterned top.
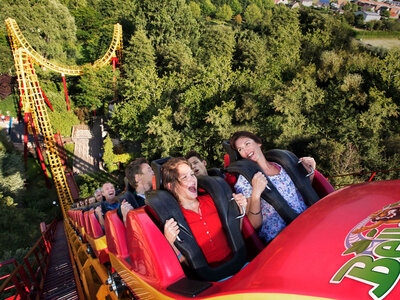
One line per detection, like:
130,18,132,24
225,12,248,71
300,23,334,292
229,131,316,243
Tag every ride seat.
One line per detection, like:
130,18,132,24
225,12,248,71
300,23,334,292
77,210,87,242
85,209,110,263
88,210,104,239
104,209,129,260
125,207,185,289
145,176,247,282
151,157,171,190
83,211,92,238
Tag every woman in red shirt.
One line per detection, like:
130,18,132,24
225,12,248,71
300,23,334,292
161,157,247,265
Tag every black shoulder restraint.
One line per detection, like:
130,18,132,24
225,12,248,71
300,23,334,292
119,185,140,209
145,176,247,282
226,149,319,224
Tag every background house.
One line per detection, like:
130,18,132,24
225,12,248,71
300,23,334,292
355,10,382,21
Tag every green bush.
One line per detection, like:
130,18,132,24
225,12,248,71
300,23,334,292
0,94,18,118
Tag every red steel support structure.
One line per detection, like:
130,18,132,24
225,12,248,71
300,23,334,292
61,74,70,111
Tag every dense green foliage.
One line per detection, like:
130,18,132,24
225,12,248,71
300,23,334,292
0,0,399,183
0,132,58,259
0,0,400,260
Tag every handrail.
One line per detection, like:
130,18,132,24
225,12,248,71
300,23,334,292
5,18,123,76
0,219,58,299
327,168,400,187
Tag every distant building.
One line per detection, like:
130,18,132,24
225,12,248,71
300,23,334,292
318,0,331,7
301,0,314,6
357,0,400,17
337,0,349,8
288,1,301,8
355,10,382,21
274,0,289,4
390,7,400,17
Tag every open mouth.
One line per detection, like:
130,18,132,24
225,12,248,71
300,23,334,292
188,186,197,193
193,168,199,175
247,152,254,159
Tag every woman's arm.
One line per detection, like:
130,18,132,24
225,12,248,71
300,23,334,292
299,157,316,182
247,172,268,230
164,218,185,263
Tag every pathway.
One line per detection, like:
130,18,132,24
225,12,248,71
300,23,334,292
72,117,103,174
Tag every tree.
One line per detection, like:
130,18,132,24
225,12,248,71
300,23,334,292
157,39,196,75
229,0,242,15
133,0,200,47
234,14,243,24
200,0,216,16
216,4,234,21
75,65,116,110
124,29,156,73
236,30,269,73
253,0,275,10
261,6,302,78
244,3,263,27
0,27,14,74
355,14,364,27
0,132,25,204
102,135,116,172
197,24,236,66
143,106,184,157
189,1,202,18
1,0,78,64
381,9,390,18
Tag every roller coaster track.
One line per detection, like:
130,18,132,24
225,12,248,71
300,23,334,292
5,18,123,76
5,18,123,217
14,47,74,217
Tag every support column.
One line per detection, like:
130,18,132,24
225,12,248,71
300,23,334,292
27,113,52,189
62,74,70,111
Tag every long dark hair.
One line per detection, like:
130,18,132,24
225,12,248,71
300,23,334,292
229,131,262,151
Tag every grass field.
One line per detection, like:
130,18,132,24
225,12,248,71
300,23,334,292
361,38,400,49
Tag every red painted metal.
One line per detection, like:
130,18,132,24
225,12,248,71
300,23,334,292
65,172,80,202
0,220,58,300
328,169,400,187
88,210,104,239
112,56,117,102
23,113,28,169
61,74,70,111
101,180,400,299
105,210,129,260
126,208,185,289
209,180,400,299
368,171,377,182
39,88,54,112
312,169,335,197
26,113,51,189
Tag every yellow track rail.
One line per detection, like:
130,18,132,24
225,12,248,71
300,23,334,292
14,48,74,216
5,17,123,217
5,18,123,76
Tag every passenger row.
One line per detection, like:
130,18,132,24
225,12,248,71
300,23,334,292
67,131,335,294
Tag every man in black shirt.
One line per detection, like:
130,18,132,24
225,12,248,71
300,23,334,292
120,158,154,208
